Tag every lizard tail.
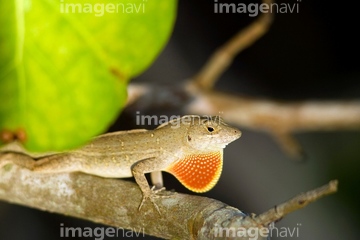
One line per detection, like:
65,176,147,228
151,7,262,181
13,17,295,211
0,152,36,170
34,153,82,173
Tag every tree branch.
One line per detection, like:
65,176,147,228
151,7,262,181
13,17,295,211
0,152,337,239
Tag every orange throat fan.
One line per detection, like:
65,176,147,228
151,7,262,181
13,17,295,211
166,151,223,193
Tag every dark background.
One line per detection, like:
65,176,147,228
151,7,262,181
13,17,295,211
1,0,359,239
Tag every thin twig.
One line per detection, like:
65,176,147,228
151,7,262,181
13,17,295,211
193,0,274,90
253,180,338,226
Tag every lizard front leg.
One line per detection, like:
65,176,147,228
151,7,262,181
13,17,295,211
131,158,170,214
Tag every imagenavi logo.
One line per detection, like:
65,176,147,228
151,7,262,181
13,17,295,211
214,0,301,17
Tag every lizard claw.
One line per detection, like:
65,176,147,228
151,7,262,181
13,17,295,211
138,187,176,214
151,186,176,197
138,191,161,215
150,185,165,194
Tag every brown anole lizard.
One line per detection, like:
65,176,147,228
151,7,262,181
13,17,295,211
0,115,241,212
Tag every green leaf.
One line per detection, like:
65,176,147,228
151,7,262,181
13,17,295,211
0,0,177,151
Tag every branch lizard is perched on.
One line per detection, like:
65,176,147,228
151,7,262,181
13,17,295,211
1,115,241,212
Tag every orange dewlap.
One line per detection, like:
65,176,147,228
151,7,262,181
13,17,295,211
165,151,223,193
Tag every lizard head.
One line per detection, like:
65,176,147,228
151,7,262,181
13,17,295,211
184,115,241,152
165,115,241,193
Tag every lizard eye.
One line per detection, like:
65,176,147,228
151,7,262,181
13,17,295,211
207,127,214,133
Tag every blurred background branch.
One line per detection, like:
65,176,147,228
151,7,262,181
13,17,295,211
126,0,360,158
